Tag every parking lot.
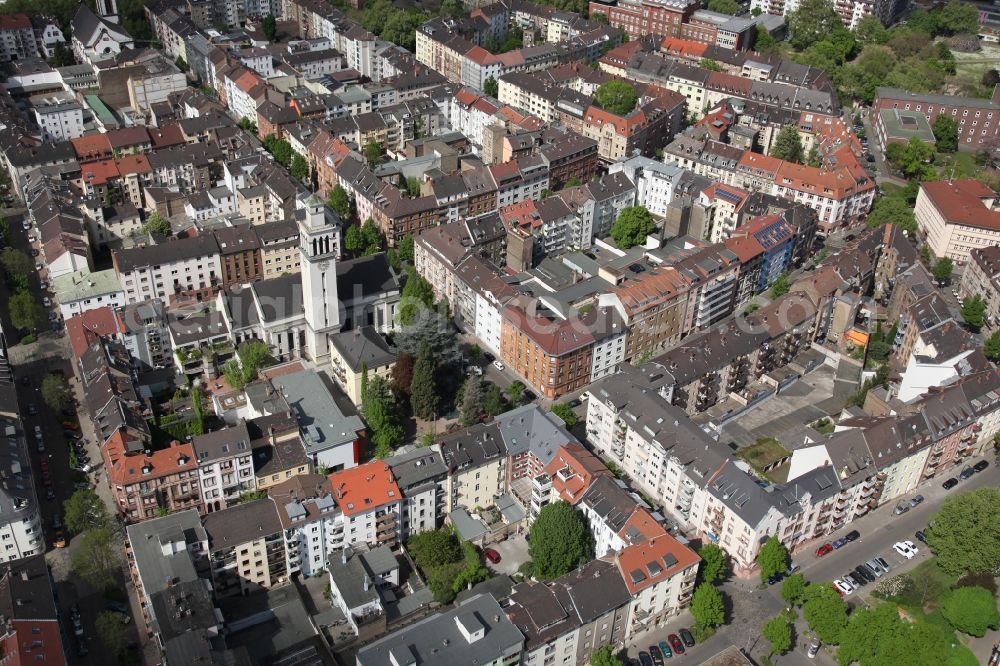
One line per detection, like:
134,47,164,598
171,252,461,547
485,533,530,576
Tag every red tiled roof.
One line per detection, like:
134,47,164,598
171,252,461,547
919,179,1000,231
81,160,120,186
545,443,611,505
724,234,766,263
660,37,707,58
615,531,700,595
106,127,151,149
66,307,122,358
329,461,401,516
104,432,198,487
70,134,113,161
148,124,185,148
116,154,151,176
0,14,31,30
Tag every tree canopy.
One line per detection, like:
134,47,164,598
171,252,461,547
484,76,499,98
698,543,727,584
770,126,806,164
362,374,404,458
589,645,621,666
64,489,108,535
941,586,1000,636
145,212,172,236
594,81,638,116
262,14,277,40
528,501,593,580
926,487,1000,575
364,140,384,166
757,536,789,581
960,295,986,330
690,583,725,628
932,257,954,282
70,526,122,588
409,342,439,420
610,206,655,249
984,329,1000,362
223,341,275,390
886,137,934,180
328,184,351,219
550,403,578,427
781,572,807,605
802,582,849,644
762,615,792,655
787,0,843,50
9,291,44,333
407,527,462,568
41,374,71,412
95,611,127,657
933,114,959,152
706,0,740,12
290,153,309,181
865,197,916,233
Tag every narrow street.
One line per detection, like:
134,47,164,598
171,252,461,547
1,209,145,665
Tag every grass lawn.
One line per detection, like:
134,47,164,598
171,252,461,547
736,437,790,472
875,557,958,610
933,152,980,180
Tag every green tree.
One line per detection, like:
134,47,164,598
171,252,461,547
399,267,435,325
806,143,821,168
70,527,122,588
290,153,309,181
755,25,779,54
95,611,127,656
327,184,351,219
459,374,485,425
0,247,31,276
550,403,578,427
9,291,43,332
399,234,415,263
802,582,849,644
223,340,274,389
886,136,934,180
610,206,655,249
395,308,463,367
961,295,986,330
529,501,593,580
838,601,978,666
344,224,363,256
270,138,292,166
507,380,526,404
439,0,464,16
47,41,75,67
700,58,723,71
594,81,638,116
483,383,507,418
405,176,421,198
936,0,979,35
933,113,959,152
262,14,277,41
63,489,108,535
364,140,384,166
932,257,954,282
145,211,171,236
941,586,1000,636
855,15,888,43
410,342,439,420
769,271,792,299
757,536,789,582
787,0,842,49
770,126,805,164
360,218,382,255
865,197,916,233
483,75,499,98
589,645,620,666
781,572,807,606
238,116,257,134
697,543,727,584
41,374,71,412
362,375,404,457
407,527,462,569
984,329,1000,362
690,583,725,628
926,487,1000,575
707,0,740,12
762,615,792,655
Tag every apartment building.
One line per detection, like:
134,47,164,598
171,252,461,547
329,327,398,406
0,14,39,61
751,0,905,29
874,87,1000,150
0,403,43,563
329,462,403,550
113,234,222,304
203,499,287,597
192,423,256,513
589,0,699,40
958,246,1000,333
440,422,508,513
0,557,66,666
214,225,262,287
256,219,302,279
386,446,448,537
103,429,203,522
915,179,1000,265
269,474,342,577
507,560,632,666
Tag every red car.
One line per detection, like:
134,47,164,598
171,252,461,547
815,543,833,557
61,422,78,431
483,548,501,564
668,634,685,655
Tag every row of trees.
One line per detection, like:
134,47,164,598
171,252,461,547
262,134,309,181
222,340,275,390
406,528,490,604
1,248,45,340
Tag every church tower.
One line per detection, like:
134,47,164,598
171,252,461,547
298,193,340,362
96,0,119,23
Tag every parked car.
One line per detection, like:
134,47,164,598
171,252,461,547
845,530,860,542
865,559,884,576
973,460,990,472
568,398,582,408
658,640,672,658
61,421,78,430
648,646,664,666
639,652,653,666
38,280,47,290
52,529,66,548
492,360,505,371
815,543,833,557
831,538,848,549
909,495,924,507
679,628,694,647
894,503,909,515
959,466,975,480
483,548,501,564
834,579,854,596
893,541,918,559
874,556,890,572
27,404,36,415
942,478,958,490
45,488,55,501
915,530,928,544
41,297,51,307
667,634,684,655
808,639,821,658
